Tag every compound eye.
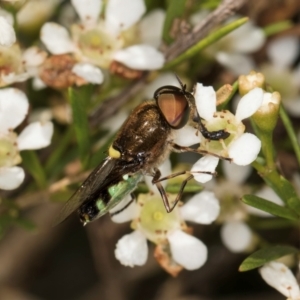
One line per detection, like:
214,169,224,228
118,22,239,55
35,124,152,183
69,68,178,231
157,91,190,129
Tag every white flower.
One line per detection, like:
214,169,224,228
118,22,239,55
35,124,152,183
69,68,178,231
260,261,300,300
0,16,16,47
188,84,263,180
220,220,253,253
0,88,54,190
209,18,265,75
262,35,300,116
112,189,220,272
40,0,165,81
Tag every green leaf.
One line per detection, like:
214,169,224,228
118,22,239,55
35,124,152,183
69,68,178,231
239,245,299,272
263,20,293,37
287,196,300,216
163,0,187,44
15,218,36,231
242,194,299,221
21,151,46,188
69,87,91,169
45,126,74,175
164,17,248,69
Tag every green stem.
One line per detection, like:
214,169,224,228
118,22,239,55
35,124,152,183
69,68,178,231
45,126,74,174
279,106,300,167
252,160,298,206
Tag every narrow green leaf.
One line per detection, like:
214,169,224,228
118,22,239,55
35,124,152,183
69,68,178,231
166,183,203,194
15,218,36,231
164,17,248,69
239,245,299,272
242,194,299,221
280,106,300,168
287,196,300,216
69,87,91,169
163,0,187,44
45,126,74,174
21,151,47,188
263,20,293,37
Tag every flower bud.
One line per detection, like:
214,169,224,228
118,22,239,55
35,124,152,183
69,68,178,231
239,71,265,96
252,91,281,133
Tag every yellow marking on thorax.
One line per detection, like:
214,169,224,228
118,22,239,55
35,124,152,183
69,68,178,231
108,145,121,158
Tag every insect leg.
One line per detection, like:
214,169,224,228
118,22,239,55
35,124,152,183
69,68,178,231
198,119,230,140
170,143,232,162
152,168,215,213
109,193,136,217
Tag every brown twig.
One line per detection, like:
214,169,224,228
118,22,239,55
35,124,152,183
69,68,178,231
165,0,247,61
88,0,247,127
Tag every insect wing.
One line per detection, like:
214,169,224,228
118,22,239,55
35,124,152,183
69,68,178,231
54,157,117,226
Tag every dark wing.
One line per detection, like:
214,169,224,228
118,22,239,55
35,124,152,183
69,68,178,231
54,157,117,226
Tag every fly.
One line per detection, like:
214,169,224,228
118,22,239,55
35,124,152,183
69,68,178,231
55,77,230,226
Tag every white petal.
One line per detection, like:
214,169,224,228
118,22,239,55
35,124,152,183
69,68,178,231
222,159,252,184
105,0,146,36
139,9,165,48
221,221,252,253
246,185,284,217
0,8,14,26
144,159,171,195
72,63,104,84
216,52,255,76
267,36,299,68
0,16,16,47
114,45,165,70
0,88,29,132
228,133,261,166
194,83,216,121
180,191,220,224
235,87,264,122
173,125,200,147
0,167,25,190
22,46,47,67
168,230,207,270
17,121,54,150
142,72,180,99
32,77,47,90
191,155,219,183
110,195,139,223
227,21,265,53
115,230,148,267
40,22,76,55
260,262,300,299
71,0,102,27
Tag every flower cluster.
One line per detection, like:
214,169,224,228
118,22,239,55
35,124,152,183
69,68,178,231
0,88,53,190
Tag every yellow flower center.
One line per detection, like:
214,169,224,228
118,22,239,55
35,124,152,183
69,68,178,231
0,132,21,168
199,110,245,157
136,194,183,244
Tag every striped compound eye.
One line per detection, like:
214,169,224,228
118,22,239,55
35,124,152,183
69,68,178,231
154,85,192,129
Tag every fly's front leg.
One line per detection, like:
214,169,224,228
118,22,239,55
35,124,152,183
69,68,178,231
170,143,232,162
192,113,230,140
198,119,230,140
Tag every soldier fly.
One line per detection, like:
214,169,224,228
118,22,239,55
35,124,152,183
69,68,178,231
55,77,230,226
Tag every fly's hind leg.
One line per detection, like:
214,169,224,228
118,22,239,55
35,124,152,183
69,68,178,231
109,193,136,217
151,168,215,213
